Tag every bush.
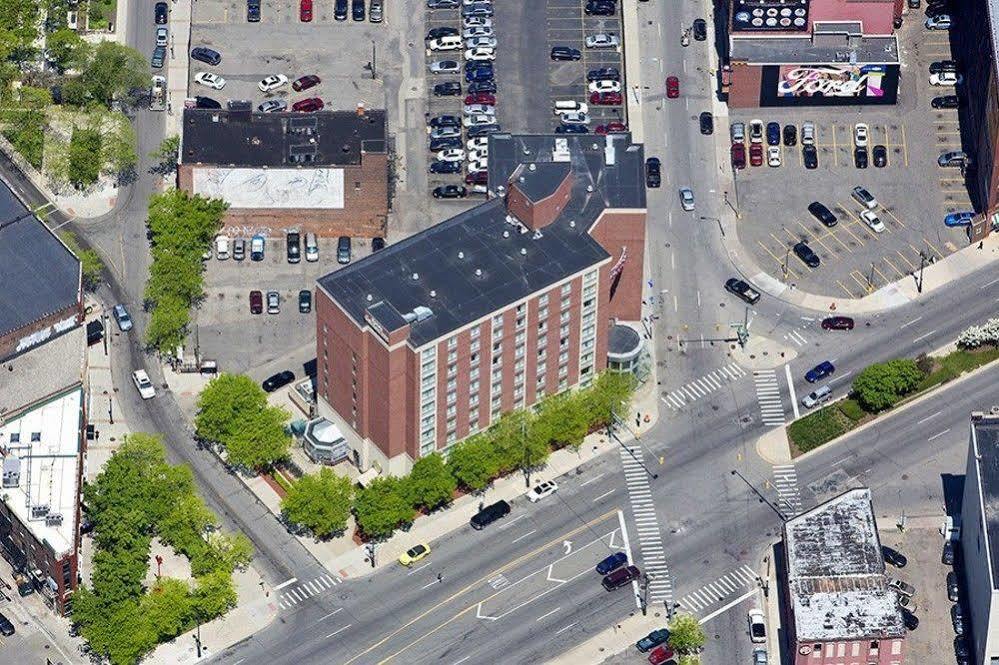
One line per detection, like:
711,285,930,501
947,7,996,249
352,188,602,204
59,231,104,290
851,359,924,412
68,126,102,188
788,406,850,453
837,398,867,423
914,353,934,375
957,317,999,349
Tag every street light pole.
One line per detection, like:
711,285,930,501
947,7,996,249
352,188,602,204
522,420,531,489
639,572,649,616
371,40,377,80
781,247,790,281
915,251,927,293
609,410,658,480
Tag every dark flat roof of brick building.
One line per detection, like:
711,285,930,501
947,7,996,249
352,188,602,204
0,181,80,341
971,414,999,587
318,134,645,348
181,109,387,168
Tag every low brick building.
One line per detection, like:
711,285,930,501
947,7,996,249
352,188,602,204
782,488,906,665
179,108,389,238
314,133,646,475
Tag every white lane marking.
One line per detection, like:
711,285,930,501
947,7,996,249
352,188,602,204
406,563,431,576
698,589,758,624
512,529,537,544
536,607,562,622
673,294,678,312
554,621,578,635
579,473,605,487
928,429,951,441
325,624,352,639
618,510,639,610
315,609,343,623
900,316,922,329
785,364,800,420
497,513,528,530
981,276,999,289
593,488,616,502
421,579,442,590
917,410,942,425
913,329,937,344
452,657,472,665
273,577,298,591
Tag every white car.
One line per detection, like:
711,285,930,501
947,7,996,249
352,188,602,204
926,14,951,30
155,27,168,47
588,79,621,94
749,119,764,144
428,37,462,51
468,159,488,172
462,16,492,29
465,47,496,61
527,480,558,503
930,72,962,86
748,609,767,644
258,74,289,92
463,103,495,116
585,33,619,48
553,101,588,115
465,36,497,49
560,111,590,125
467,149,488,162
753,648,769,665
854,123,869,147
132,370,156,400
679,187,695,211
194,72,226,90
861,209,886,233
767,146,781,167
801,120,815,145
463,26,494,38
463,114,495,127
436,148,465,162
467,137,489,150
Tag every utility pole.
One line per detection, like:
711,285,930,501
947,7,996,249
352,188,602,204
730,469,787,521
915,250,927,294
781,247,790,281
194,619,202,658
639,572,650,616
371,41,377,80
867,262,876,292
609,411,657,479
730,164,742,218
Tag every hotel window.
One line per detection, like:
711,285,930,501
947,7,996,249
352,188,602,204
470,367,479,381
559,351,569,363
470,325,480,340
559,377,568,390
421,387,434,401
515,345,525,359
582,325,595,339
448,350,458,363
447,390,456,404
537,362,546,376
447,336,457,350
514,387,524,399
447,417,456,430
469,394,479,408
515,332,526,345
471,339,480,353
491,395,502,408
493,340,502,353
539,305,548,320
561,283,572,295
470,352,479,366
538,293,549,307
492,354,503,367
581,352,594,365
448,363,457,378
447,430,457,444
560,336,569,349
422,414,435,428
422,401,435,416
446,405,456,417
421,427,435,441
447,378,457,391
560,311,571,323
561,295,571,310
469,409,478,424
582,338,594,351
515,359,525,371
538,321,547,334
537,336,547,350
470,379,479,393
559,364,569,377
516,315,525,329
422,375,435,389
582,312,595,326
560,323,570,336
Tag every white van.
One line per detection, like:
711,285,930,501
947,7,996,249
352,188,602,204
553,100,588,116
215,235,230,260
429,35,463,51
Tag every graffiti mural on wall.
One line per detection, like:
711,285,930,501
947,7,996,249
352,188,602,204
777,65,887,98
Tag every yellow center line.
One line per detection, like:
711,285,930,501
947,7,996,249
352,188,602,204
344,509,621,665
838,280,858,298
896,250,917,271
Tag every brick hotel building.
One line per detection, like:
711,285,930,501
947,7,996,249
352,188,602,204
314,134,647,475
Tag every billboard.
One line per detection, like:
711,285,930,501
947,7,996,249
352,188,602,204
732,0,809,32
758,64,899,107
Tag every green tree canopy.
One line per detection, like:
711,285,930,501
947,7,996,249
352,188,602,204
0,0,41,63
140,578,194,641
192,569,238,618
45,26,84,71
59,231,105,291
668,613,706,654
68,126,102,188
403,453,456,512
281,468,354,538
225,406,291,470
447,434,501,492
353,476,413,540
78,41,148,107
195,373,289,470
852,358,925,412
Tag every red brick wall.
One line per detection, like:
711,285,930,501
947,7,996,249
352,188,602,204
0,301,83,362
729,63,763,109
791,637,905,664
505,173,574,231
178,153,389,238
588,210,646,321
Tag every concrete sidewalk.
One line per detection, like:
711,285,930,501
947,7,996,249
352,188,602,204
548,610,663,664
622,0,644,142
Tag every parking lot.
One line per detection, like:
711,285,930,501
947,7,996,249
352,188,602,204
734,19,974,299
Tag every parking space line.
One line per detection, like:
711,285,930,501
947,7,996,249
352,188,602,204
882,256,906,278
795,220,840,254
756,240,798,279
833,216,867,247
837,280,859,298
872,263,892,284
823,227,853,253
849,270,874,294
895,250,917,271
923,237,945,259
837,206,878,240
831,125,838,166
880,207,905,228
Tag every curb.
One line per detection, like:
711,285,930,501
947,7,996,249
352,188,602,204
792,355,999,464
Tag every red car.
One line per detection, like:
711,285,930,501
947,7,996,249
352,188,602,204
464,92,496,105
292,97,324,112
249,290,263,315
293,75,321,91
749,143,763,166
666,76,679,98
595,122,627,134
589,91,622,105
731,142,746,170
648,645,674,665
821,316,855,330
299,0,312,21
465,171,488,184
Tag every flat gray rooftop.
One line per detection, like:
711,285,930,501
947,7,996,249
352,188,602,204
731,35,899,65
0,180,80,343
973,415,999,588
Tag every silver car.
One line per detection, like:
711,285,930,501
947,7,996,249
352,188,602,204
429,60,460,74
258,99,288,113
730,122,745,143
679,187,695,211
266,291,280,315
753,648,769,665
585,33,619,48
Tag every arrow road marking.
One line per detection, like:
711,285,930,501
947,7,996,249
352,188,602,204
562,540,572,555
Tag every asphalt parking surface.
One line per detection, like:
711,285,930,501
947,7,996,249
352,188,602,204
733,20,972,300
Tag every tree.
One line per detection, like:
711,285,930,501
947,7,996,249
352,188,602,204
403,453,456,512
59,231,104,290
140,578,194,640
353,476,413,540
45,27,84,71
78,41,148,107
223,405,291,470
0,0,41,64
583,372,636,428
281,468,354,538
447,434,501,492
667,613,705,654
192,569,238,619
535,391,590,451
195,374,267,443
195,531,253,576
102,114,138,175
68,126,102,188
852,359,925,412
144,293,191,353
151,135,180,164
157,494,217,561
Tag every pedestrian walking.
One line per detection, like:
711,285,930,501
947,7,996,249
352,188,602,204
437,573,443,583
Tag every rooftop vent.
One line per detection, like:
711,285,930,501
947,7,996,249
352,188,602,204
2,457,20,489
430,290,437,298
529,163,537,171
458,251,465,259
401,306,434,324
553,138,571,162
45,513,63,528
475,268,482,277
586,185,594,193
503,230,509,238
30,505,50,519
520,248,527,256
411,272,419,280
367,294,373,301
532,229,543,240
569,220,576,228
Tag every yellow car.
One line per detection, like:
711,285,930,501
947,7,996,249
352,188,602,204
399,544,431,566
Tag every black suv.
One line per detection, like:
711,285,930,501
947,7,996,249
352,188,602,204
335,0,348,20
470,500,511,529
793,242,820,268
298,290,312,313
286,230,301,264
699,111,713,135
433,185,468,199
724,278,761,305
551,46,582,61
427,26,458,40
807,201,837,227
155,2,168,24
434,81,462,97
0,612,13,636
692,18,707,41
191,47,222,66
882,545,908,568
645,158,661,188
352,0,365,20
194,96,222,109
262,371,295,393
247,0,261,21
587,67,620,81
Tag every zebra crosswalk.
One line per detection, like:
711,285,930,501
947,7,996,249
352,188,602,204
773,464,803,516
678,565,759,614
619,445,673,604
753,369,787,426
661,362,748,410
277,573,342,610
783,329,809,347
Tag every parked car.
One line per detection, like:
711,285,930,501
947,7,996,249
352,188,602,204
854,147,868,169
298,290,312,313
292,98,324,112
247,0,261,22
873,144,888,167
112,304,133,331
369,0,383,21
932,95,960,108
882,545,908,568
930,71,962,86
808,201,837,227
943,540,956,565
286,230,301,263
854,122,869,147
793,241,820,268
821,316,855,330
803,144,818,169
748,609,767,643
801,385,832,409
258,99,287,113
337,236,352,264
427,0,459,6
938,150,969,167
470,500,511,529
602,565,640,590
944,211,976,227
215,234,230,260
947,571,959,601
371,237,386,252
851,186,878,209
930,60,959,74
647,646,674,665
901,608,919,631
952,603,964,635
724,278,760,304
584,0,616,15
429,60,461,74
925,14,951,29
753,648,769,665
692,18,707,41
300,0,313,21
730,121,745,143
955,636,969,661
151,46,166,69
551,46,582,61
250,234,265,261
801,120,815,144
352,0,365,20
398,544,431,566
585,33,619,48
467,80,497,94
766,122,780,146
767,146,781,167
645,158,661,188
805,361,835,383
749,143,763,167
588,67,620,81
155,1,168,23
131,369,156,399
258,74,289,92
699,111,713,135
636,628,670,653
262,370,295,393
293,74,321,91
433,185,468,199
590,91,622,105
861,209,886,233
194,96,222,109
335,0,349,18
595,122,627,134
527,480,558,502
191,47,221,66
467,124,501,138
465,92,496,105
888,577,916,597
596,552,628,575
266,290,280,314
0,612,15,636
249,290,263,314
731,142,746,170
749,119,764,144
194,72,226,89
